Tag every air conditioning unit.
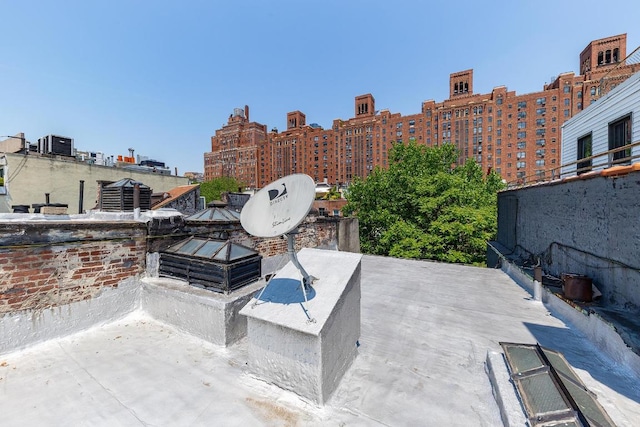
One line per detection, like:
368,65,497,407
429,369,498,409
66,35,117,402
37,135,74,156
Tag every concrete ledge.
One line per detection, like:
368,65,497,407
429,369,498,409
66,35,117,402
488,243,640,378
141,277,264,346
241,248,362,405
485,351,527,427
0,278,140,356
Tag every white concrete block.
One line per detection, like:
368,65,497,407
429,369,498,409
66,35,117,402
0,278,140,356
141,277,264,346
240,248,362,405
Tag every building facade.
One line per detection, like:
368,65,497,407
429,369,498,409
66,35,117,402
561,70,640,176
204,106,267,187
204,34,639,187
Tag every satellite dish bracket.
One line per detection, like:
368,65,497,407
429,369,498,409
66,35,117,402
286,229,316,291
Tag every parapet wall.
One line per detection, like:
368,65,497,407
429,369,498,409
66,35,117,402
0,221,147,314
496,170,640,309
1,214,358,316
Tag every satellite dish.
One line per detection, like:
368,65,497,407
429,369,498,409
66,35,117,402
241,174,316,238
242,174,318,318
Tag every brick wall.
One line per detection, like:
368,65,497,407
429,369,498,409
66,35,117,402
225,215,339,257
0,222,147,315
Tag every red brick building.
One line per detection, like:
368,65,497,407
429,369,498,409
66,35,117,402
205,34,639,187
204,106,266,187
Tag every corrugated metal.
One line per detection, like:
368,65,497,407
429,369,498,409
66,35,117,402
562,71,640,175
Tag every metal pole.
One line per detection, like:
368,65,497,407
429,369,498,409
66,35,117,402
78,180,84,214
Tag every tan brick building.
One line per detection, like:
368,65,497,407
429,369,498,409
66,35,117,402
204,34,639,187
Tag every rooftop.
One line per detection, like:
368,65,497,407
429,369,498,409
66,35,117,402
1,254,638,426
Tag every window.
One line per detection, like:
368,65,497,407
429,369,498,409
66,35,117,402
517,161,526,168
517,131,526,139
564,99,570,106
517,101,527,109
517,122,526,129
609,115,632,164
577,133,592,174
564,110,570,117
590,86,596,96
536,118,546,126
517,141,526,149
517,152,526,159
535,159,545,167
563,85,570,94
536,97,546,105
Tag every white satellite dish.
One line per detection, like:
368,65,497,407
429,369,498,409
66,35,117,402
241,173,316,238
241,174,317,316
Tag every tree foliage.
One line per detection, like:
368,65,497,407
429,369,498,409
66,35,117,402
321,185,342,200
199,177,244,204
343,142,505,265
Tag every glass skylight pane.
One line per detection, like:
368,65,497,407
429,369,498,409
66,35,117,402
175,238,206,255
229,244,256,260
504,345,545,374
518,373,570,414
194,241,224,258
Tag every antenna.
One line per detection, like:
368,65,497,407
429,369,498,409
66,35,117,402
241,174,317,314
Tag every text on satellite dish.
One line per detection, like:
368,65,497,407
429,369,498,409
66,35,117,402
273,217,291,227
268,183,288,205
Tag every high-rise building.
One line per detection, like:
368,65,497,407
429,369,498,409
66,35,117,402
204,34,639,187
204,105,266,187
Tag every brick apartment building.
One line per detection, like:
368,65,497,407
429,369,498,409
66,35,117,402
204,34,639,187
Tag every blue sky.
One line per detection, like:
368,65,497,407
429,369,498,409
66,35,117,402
1,1,639,175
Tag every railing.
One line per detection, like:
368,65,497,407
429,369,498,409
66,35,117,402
507,140,640,188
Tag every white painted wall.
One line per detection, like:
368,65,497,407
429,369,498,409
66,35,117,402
0,152,189,213
561,71,640,175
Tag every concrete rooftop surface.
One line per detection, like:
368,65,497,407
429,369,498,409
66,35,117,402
1,255,639,426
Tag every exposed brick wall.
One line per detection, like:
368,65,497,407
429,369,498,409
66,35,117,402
0,222,147,315
226,215,339,257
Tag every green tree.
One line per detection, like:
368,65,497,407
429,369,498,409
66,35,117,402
343,142,505,265
322,185,342,200
199,177,244,205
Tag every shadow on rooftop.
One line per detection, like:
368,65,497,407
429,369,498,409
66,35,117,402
254,278,316,304
523,321,640,404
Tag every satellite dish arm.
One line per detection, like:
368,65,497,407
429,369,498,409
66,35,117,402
286,232,315,289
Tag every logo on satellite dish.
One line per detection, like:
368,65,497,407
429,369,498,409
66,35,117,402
268,183,288,206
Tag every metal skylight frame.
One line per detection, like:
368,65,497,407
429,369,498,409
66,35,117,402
500,342,616,427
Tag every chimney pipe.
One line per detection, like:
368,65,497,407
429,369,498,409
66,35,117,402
245,105,249,121
78,180,85,214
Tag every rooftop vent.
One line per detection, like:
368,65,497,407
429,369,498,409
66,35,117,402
99,179,152,211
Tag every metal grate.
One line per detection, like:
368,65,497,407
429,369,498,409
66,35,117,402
100,178,152,211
